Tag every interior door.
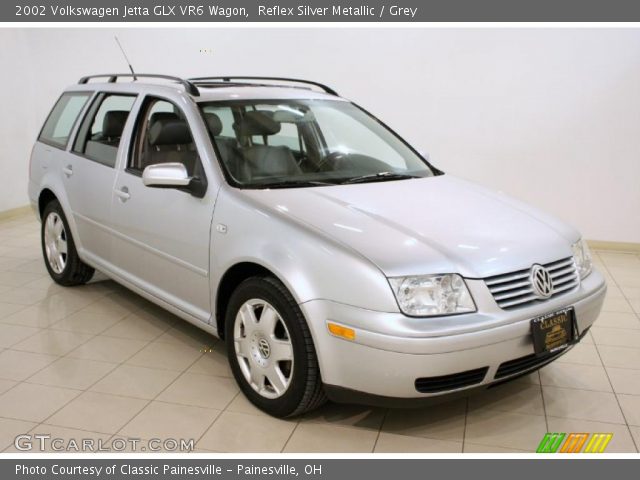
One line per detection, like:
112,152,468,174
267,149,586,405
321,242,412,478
109,96,213,322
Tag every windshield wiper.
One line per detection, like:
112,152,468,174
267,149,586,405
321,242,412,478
339,172,419,185
255,180,337,189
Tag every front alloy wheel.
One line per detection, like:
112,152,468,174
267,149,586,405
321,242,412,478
225,276,326,417
234,299,294,399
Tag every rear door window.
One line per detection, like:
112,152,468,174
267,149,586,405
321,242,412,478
72,93,137,168
39,92,92,149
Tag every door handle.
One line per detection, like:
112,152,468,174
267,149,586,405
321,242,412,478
62,165,73,177
115,186,131,202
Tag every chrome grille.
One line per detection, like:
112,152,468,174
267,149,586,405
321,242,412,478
485,257,579,310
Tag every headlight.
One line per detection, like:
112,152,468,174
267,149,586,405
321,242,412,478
572,238,593,279
388,274,476,317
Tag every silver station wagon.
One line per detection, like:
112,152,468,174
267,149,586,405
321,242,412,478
29,74,606,417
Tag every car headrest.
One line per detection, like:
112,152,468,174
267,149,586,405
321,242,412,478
102,110,129,138
149,118,192,146
203,113,223,136
149,111,179,127
234,111,280,137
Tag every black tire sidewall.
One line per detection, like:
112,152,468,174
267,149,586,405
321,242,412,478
225,277,312,418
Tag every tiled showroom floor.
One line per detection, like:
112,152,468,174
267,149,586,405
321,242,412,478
0,213,639,453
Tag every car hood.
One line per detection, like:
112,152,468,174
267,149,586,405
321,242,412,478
242,175,579,278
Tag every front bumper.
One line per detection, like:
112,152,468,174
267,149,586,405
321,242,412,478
300,269,606,403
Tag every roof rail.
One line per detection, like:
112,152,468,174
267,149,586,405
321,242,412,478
189,76,338,96
78,74,200,96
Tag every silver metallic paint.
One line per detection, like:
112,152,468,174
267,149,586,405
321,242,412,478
28,81,606,400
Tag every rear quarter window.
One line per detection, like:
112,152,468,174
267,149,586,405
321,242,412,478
39,92,92,149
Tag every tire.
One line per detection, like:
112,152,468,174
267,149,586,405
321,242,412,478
225,275,326,417
41,200,94,286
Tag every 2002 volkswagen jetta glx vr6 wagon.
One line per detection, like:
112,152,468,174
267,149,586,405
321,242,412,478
29,74,606,417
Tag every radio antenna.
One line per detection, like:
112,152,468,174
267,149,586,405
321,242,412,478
114,36,137,80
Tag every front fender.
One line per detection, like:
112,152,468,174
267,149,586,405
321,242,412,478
211,187,400,314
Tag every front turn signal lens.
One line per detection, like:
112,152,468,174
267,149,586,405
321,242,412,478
327,322,356,341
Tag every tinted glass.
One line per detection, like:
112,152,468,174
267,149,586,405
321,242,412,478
73,94,136,168
39,92,92,148
198,99,435,188
129,97,202,178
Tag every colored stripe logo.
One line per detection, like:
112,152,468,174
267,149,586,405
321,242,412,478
537,432,565,453
584,433,614,453
537,433,613,453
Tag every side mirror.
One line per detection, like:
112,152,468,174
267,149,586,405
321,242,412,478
142,163,190,188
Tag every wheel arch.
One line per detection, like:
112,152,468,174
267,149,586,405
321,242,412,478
215,261,295,339
36,185,83,255
38,188,58,218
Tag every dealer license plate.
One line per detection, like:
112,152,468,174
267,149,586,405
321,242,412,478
531,308,576,355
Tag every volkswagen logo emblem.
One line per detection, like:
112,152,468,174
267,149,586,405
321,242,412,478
530,265,554,299
258,338,271,359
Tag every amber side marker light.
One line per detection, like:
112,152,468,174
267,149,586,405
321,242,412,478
327,322,356,341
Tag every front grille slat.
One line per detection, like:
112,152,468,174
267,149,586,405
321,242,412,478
493,288,534,302
493,288,533,301
546,258,575,269
485,271,530,286
484,257,579,310
553,280,579,294
550,266,575,277
415,367,488,393
552,272,575,284
490,280,531,293
553,275,576,287
499,294,539,309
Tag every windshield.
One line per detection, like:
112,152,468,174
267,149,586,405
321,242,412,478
198,99,438,188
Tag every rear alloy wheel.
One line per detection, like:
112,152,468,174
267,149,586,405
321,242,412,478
41,200,94,286
43,212,67,274
225,276,326,417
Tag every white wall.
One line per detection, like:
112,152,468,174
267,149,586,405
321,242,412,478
1,28,639,242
